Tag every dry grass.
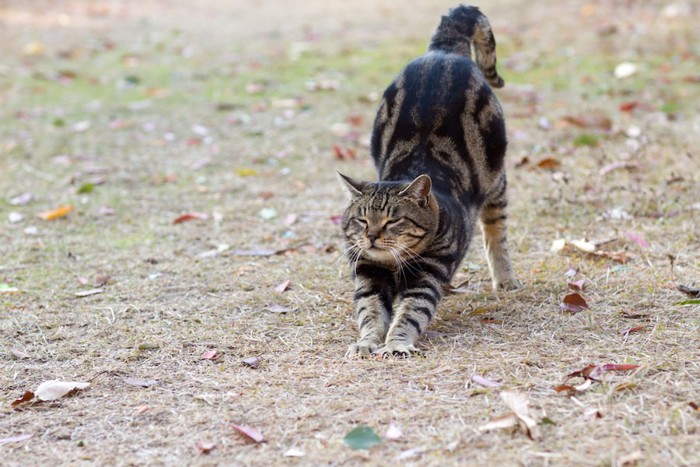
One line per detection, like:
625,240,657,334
1,0,698,465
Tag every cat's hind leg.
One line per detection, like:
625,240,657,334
480,175,522,291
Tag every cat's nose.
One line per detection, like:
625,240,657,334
367,233,378,244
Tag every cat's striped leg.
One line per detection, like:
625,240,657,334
346,264,394,358
480,177,521,291
376,275,442,357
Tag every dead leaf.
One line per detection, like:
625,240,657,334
500,391,539,440
560,292,589,313
471,374,502,388
35,380,89,401
0,433,33,445
567,278,585,291
570,239,596,253
75,288,103,298
231,424,264,443
535,158,561,170
10,348,30,359
619,101,638,112
242,356,260,369
195,441,216,454
11,391,35,407
677,285,700,298
201,349,221,360
93,274,111,287
385,423,403,440
174,212,208,224
621,325,646,336
553,384,577,396
268,304,296,313
567,364,602,381
274,280,291,293
478,413,519,432
625,231,650,249
283,448,305,457
689,401,699,412
613,382,637,392
38,205,74,221
333,145,357,160
561,115,612,131
601,363,640,373
596,250,631,264
123,378,157,388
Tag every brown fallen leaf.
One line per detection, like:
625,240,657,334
601,363,640,373
535,157,561,170
553,384,577,396
231,424,264,443
38,205,74,220
274,279,291,293
596,250,631,264
194,440,217,454
567,364,602,381
174,212,208,224
561,114,612,131
11,391,35,407
201,349,221,360
93,274,111,287
621,325,646,336
567,278,585,291
560,292,589,313
689,401,699,412
241,356,260,369
677,284,700,298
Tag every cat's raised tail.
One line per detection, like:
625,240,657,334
427,5,504,88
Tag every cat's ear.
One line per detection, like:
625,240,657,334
337,172,366,198
399,174,432,206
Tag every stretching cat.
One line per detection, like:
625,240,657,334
339,5,521,358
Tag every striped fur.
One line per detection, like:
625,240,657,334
340,5,521,358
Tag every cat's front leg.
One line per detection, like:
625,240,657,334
345,264,394,358
376,278,442,357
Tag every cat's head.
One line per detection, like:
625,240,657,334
339,173,439,267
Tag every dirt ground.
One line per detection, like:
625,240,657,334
1,0,698,465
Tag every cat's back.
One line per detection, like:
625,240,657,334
392,51,495,130
372,50,506,188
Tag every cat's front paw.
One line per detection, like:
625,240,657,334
374,342,422,358
345,341,380,358
494,277,523,291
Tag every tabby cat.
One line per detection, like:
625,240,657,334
339,5,521,358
